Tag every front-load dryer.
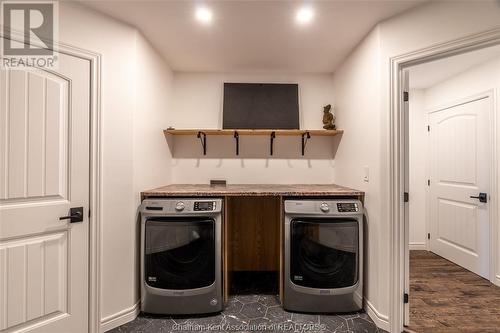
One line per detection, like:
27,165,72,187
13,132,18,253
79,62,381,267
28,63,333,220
140,198,223,315
284,199,363,313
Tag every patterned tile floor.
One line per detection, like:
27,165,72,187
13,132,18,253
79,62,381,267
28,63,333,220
109,295,384,333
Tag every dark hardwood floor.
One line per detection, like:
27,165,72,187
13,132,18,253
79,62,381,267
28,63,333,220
407,250,500,333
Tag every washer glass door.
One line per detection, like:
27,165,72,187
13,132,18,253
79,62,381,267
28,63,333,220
290,218,358,289
145,217,215,290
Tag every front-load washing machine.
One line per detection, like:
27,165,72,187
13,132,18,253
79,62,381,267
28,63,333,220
140,198,223,315
284,199,363,313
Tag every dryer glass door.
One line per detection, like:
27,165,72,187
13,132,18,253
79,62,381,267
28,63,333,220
290,218,358,289
145,217,215,290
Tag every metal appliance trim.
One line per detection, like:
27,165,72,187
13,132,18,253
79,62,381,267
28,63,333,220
283,199,364,310
140,198,223,312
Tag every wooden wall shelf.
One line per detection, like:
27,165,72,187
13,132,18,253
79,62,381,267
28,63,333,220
164,128,343,136
164,128,343,156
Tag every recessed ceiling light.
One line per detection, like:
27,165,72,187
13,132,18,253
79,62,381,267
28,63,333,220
195,6,213,24
296,6,314,25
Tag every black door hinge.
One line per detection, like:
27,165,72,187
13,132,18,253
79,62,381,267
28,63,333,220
404,192,409,202
427,179,430,186
427,125,430,132
403,91,409,102
404,293,409,304
428,233,430,240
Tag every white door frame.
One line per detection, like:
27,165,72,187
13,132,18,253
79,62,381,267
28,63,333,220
0,29,102,333
389,27,500,333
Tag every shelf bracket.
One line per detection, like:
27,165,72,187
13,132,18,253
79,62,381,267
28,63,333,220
270,131,276,156
197,131,207,155
234,131,239,155
301,131,311,156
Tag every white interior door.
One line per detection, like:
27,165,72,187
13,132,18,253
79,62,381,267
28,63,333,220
429,95,491,279
0,46,91,332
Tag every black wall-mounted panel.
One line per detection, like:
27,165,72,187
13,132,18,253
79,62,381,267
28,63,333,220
223,83,299,129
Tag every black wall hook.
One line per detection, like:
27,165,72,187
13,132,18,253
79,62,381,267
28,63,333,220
197,131,207,155
270,131,276,155
234,131,239,155
301,131,311,156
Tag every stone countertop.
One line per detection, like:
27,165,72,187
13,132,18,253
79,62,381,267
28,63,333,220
141,184,364,198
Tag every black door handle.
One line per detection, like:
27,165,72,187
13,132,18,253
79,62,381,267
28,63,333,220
470,193,487,203
59,207,84,223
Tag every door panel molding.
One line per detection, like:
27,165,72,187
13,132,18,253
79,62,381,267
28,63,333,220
0,231,68,331
427,95,489,114
1,69,71,204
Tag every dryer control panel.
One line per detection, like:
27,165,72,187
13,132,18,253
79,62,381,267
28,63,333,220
194,201,216,211
284,199,363,215
336,202,359,213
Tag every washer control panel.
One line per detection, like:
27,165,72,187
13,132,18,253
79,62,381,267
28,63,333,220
336,202,359,213
194,201,216,211
141,198,222,214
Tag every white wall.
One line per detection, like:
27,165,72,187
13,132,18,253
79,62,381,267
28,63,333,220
331,28,386,328
331,1,500,330
169,73,337,184
424,57,500,109
130,32,174,326
133,35,174,206
59,3,173,331
408,89,427,250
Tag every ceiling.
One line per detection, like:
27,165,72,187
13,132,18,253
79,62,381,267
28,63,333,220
409,44,500,89
81,0,425,73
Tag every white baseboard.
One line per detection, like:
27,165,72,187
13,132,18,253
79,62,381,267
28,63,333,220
409,242,426,251
365,299,390,332
494,274,500,287
100,301,140,333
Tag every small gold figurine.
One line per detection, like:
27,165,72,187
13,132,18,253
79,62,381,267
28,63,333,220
322,104,336,130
